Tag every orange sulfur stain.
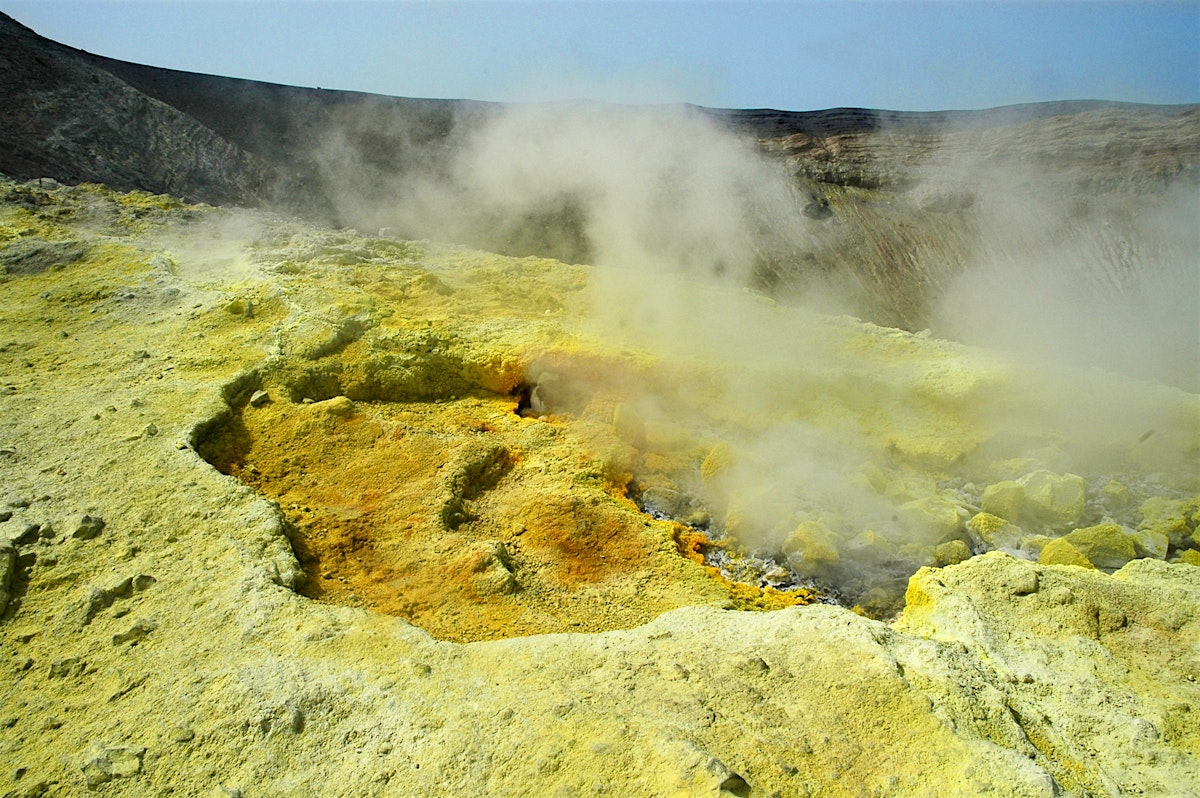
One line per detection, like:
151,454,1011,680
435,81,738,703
673,526,815,611
199,390,741,641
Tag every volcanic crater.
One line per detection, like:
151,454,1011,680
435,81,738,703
2,10,1200,796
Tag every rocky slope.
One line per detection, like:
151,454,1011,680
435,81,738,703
0,14,272,206
0,177,1198,797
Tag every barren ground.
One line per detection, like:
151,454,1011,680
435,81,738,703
0,180,1197,797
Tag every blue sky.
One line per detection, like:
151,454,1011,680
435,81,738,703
3,1,1198,111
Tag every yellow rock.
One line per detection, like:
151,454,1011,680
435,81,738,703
1139,496,1194,548
934,539,972,566
845,529,895,565
1038,537,1096,569
967,512,1023,550
1018,470,1087,528
225,297,252,316
699,443,733,481
981,481,1024,522
784,520,840,576
1101,480,1131,509
899,496,965,544
1064,523,1138,569
313,395,356,418
1020,534,1056,557
1179,549,1200,567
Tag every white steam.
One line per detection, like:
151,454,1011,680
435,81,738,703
299,102,1198,610
466,106,758,275
370,103,810,288
916,123,1200,393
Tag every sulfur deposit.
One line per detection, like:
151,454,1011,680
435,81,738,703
1,179,1199,797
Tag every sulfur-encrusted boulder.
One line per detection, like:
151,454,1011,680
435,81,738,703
1139,496,1197,549
843,528,898,566
1064,523,1139,570
934,538,972,566
1038,537,1096,569
784,519,840,576
981,480,1025,522
897,553,1200,797
979,471,1087,532
1018,470,1087,529
699,443,733,482
1126,524,1170,560
898,496,967,545
1099,479,1131,510
967,511,1024,551
313,395,356,419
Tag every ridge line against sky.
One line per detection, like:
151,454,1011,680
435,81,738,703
3,1,1198,112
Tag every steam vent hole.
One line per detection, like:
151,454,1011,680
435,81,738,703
197,380,774,642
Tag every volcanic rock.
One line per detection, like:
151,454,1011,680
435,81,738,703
0,537,14,614
0,14,272,204
1064,523,1140,569
1038,537,1095,569
1019,470,1088,529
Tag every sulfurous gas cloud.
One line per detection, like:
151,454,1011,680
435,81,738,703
921,138,1200,394
315,103,811,288
301,101,1199,610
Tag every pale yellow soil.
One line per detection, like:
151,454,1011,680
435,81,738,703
1,180,1197,797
